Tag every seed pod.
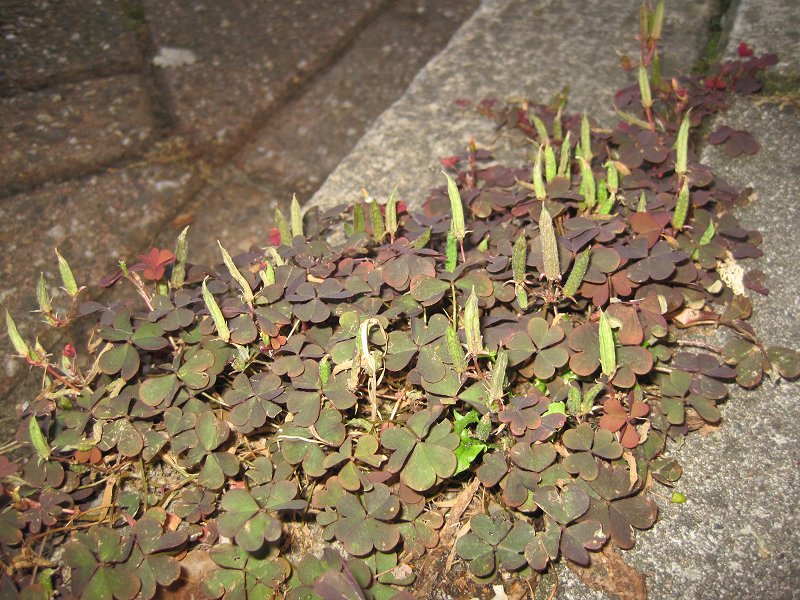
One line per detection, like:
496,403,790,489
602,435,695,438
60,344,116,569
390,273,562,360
385,187,398,240
446,325,467,374
598,309,617,376
512,232,528,284
218,241,254,306
605,160,619,193
638,64,653,109
411,227,431,249
275,208,291,245
581,382,604,413
579,157,596,208
651,0,665,40
37,273,52,316
319,355,331,385
675,111,691,177
266,246,284,266
353,202,365,233
580,111,592,162
698,219,716,246
477,236,489,252
553,105,563,141
489,350,508,403
290,194,304,238
544,143,557,183
532,145,547,200
171,225,190,289
259,262,276,286
202,277,230,342
6,311,30,359
672,178,690,230
529,113,549,144
562,248,591,298
370,199,385,243
28,417,50,461
567,385,582,415
598,180,615,215
539,206,561,282
443,171,466,242
464,288,483,357
516,285,529,311
445,231,458,272
637,190,648,212
557,131,572,178
55,248,78,297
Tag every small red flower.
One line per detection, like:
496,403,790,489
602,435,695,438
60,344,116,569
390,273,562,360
440,155,459,169
62,343,76,359
268,227,282,246
704,76,726,90
737,42,754,58
134,248,176,281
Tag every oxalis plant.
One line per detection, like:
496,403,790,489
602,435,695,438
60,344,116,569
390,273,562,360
3,4,799,599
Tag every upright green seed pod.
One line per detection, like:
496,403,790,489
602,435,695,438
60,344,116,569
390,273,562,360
579,158,596,208
532,145,547,200
275,208,291,245
6,311,31,359
446,325,467,374
639,2,650,42
259,262,276,286
529,113,549,144
539,206,562,282
567,385,582,416
443,171,466,242
489,350,508,403
553,105,563,141
605,160,619,194
562,248,591,298
672,178,690,230
385,187,398,240
544,143,557,183
353,202,366,233
37,273,52,316
512,233,528,284
202,277,230,342
55,248,78,297
444,231,458,273
581,382,604,413
698,219,716,246
171,225,189,289
290,194,304,239
637,190,648,212
477,236,489,252
638,65,653,109
464,288,483,357
598,180,615,215
675,112,691,177
557,131,572,178
28,417,51,461
218,241,254,306
651,0,665,40
580,111,592,162
598,309,617,376
516,286,529,311
370,200,385,243
319,355,331,385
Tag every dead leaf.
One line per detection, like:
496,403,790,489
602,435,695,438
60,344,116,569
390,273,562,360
172,212,196,229
567,545,647,600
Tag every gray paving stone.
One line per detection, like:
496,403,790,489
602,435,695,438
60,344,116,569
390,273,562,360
0,74,155,193
309,0,716,213
0,0,142,95
240,0,480,197
143,0,387,150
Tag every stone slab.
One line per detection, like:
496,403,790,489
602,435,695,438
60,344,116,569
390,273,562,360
0,0,142,95
0,74,155,194
0,163,201,435
309,0,717,213
240,0,480,197
143,0,387,150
